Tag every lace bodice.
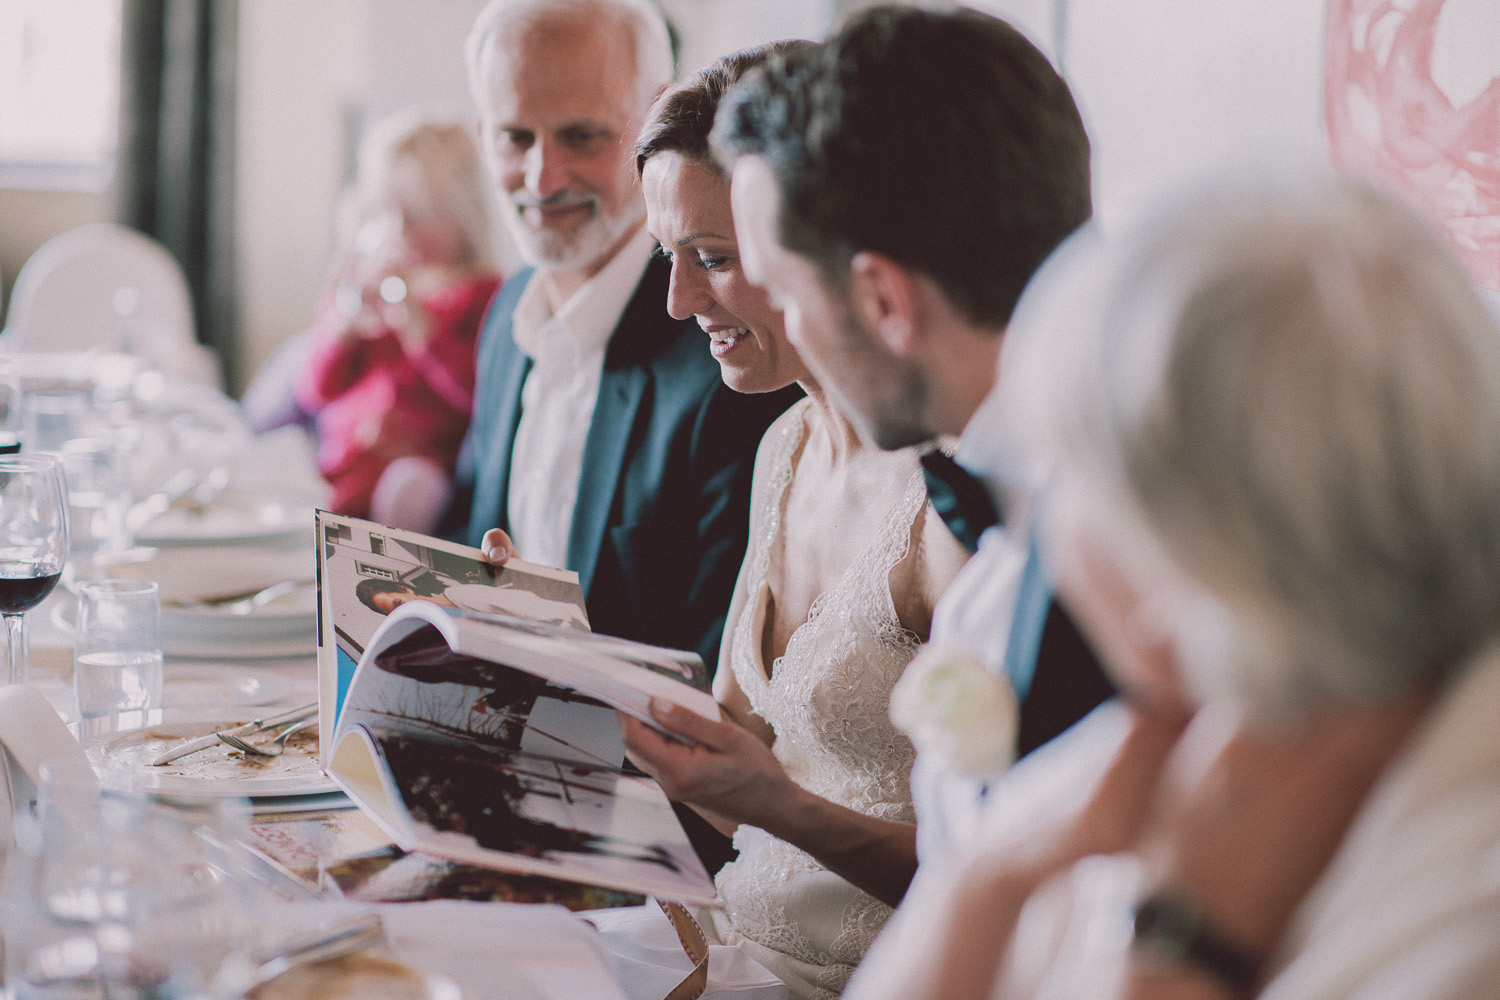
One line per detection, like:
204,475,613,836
712,399,928,999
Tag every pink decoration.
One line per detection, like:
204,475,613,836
1326,0,1500,291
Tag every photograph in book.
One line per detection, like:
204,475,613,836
314,510,589,746
327,604,719,904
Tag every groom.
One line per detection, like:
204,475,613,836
713,7,1112,866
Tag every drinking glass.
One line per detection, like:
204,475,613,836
21,387,97,455
4,770,253,999
58,437,133,585
0,455,69,685
73,579,162,720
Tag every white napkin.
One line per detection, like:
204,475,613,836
0,683,93,847
588,904,788,1000
255,900,627,1000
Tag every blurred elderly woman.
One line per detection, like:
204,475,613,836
290,113,500,529
847,177,1500,1000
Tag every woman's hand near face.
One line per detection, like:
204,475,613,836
847,704,1190,1000
480,528,517,565
1130,692,1431,971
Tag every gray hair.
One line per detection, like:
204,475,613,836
464,0,674,120
1005,177,1500,716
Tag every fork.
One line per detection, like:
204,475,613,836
167,577,314,615
218,716,317,757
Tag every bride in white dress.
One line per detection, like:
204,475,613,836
618,43,968,999
482,41,969,1000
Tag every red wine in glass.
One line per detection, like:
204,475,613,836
0,565,63,614
0,455,70,684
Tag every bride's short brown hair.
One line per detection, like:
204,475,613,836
635,39,818,177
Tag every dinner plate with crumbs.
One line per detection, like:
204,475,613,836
83,710,339,798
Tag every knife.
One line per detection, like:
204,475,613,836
150,703,318,766
125,468,201,533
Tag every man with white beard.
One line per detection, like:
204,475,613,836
455,0,798,682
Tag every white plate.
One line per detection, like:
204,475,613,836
83,709,338,798
52,598,316,660
136,496,308,547
161,584,317,643
85,545,318,642
160,665,292,708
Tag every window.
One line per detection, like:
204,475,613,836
0,0,123,191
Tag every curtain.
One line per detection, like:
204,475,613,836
114,0,240,387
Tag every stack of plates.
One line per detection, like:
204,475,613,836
93,546,317,658
136,495,305,548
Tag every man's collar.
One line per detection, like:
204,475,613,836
512,227,658,362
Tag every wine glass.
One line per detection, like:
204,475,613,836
0,454,70,685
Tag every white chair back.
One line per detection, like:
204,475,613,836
0,223,221,387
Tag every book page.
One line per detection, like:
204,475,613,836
315,511,587,747
339,621,627,769
352,722,717,906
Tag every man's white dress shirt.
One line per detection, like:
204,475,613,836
911,380,1053,868
844,374,1054,1000
506,229,656,569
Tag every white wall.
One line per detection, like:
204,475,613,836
661,0,834,75
1067,0,1329,229
973,0,1329,231
235,0,367,392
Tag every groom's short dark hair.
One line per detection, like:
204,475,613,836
712,4,1092,329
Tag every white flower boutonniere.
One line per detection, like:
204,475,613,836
889,645,1018,780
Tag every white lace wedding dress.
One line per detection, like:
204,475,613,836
707,399,929,1000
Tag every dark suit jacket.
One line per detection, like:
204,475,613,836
460,255,800,676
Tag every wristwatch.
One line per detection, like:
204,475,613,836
1131,891,1259,996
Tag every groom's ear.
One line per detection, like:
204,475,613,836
848,251,920,357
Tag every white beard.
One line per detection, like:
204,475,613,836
504,194,645,272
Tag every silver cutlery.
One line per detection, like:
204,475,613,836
124,467,200,533
218,716,316,757
186,465,230,515
166,577,315,615
149,703,318,766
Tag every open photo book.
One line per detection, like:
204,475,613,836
314,510,595,747
315,513,721,905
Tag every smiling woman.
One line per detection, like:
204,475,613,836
635,40,817,394
594,39,973,1000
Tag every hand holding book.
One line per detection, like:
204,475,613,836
620,699,795,834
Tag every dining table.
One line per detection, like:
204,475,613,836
6,350,642,1000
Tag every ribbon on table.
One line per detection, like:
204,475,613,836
655,898,709,1000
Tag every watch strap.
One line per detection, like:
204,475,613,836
1132,891,1259,995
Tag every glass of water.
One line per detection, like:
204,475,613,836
73,578,163,720
59,436,133,584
